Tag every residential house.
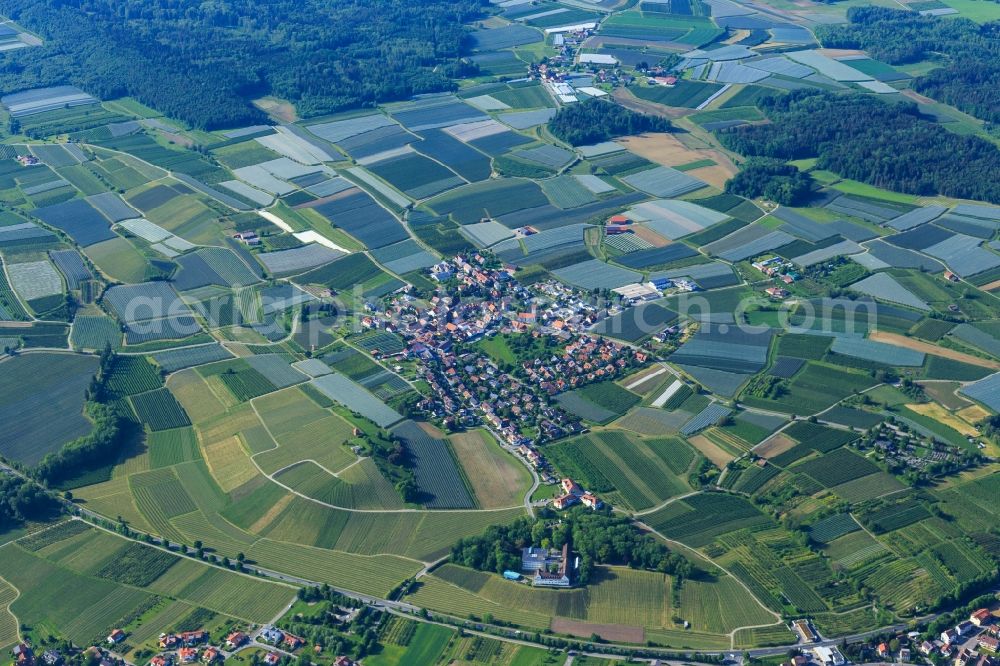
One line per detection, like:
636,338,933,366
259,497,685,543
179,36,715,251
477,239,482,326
177,648,197,664
263,654,281,666
201,648,220,664
224,632,247,650
149,657,172,666
781,656,809,666
900,648,911,662
13,645,34,666
581,492,602,509
980,636,1000,653
41,651,61,666
333,658,356,666
920,642,936,656
552,493,579,510
107,630,126,645
180,632,206,647
972,609,993,627
283,633,303,650
158,635,179,650
261,627,283,644
559,479,583,495
943,629,959,645
877,643,889,658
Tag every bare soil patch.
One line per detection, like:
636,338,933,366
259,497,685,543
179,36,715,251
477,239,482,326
688,434,735,468
754,432,797,458
869,331,1000,369
978,278,1000,292
687,164,734,189
551,617,645,644
617,133,706,167
632,225,670,247
253,96,299,123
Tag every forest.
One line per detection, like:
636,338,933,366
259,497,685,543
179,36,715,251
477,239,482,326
0,475,58,531
0,0,487,129
725,158,814,205
816,8,1000,122
548,99,672,146
450,509,697,585
718,90,1000,204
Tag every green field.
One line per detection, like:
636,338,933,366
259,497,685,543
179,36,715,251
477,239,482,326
0,522,297,647
407,563,770,645
741,362,877,415
644,492,771,548
0,353,99,466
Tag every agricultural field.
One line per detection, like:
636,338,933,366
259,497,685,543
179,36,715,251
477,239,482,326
3,0,1000,654
0,521,297,648
0,353,98,466
547,432,695,511
449,429,532,509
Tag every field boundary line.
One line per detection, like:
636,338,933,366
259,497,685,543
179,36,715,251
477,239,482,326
244,401,525,514
255,536,426,566
635,517,783,629
78,516,302,592
11,517,78,545
0,256,35,322
632,490,699,517
0,571,21,647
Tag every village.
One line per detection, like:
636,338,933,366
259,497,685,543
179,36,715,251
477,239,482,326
366,252,652,488
775,607,999,666
9,618,361,666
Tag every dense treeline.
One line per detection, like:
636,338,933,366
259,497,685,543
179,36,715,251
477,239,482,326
548,99,672,146
451,510,697,585
0,0,486,129
912,60,1000,124
816,7,993,63
33,403,125,484
724,158,814,205
0,475,58,531
718,90,1000,204
816,8,1000,122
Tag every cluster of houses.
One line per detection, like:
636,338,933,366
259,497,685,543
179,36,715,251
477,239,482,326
551,477,602,511
921,608,998,666
144,630,221,666
413,338,585,445
380,254,645,445
520,334,645,396
752,256,800,290
12,644,125,666
11,644,64,666
258,627,303,652
860,420,978,476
